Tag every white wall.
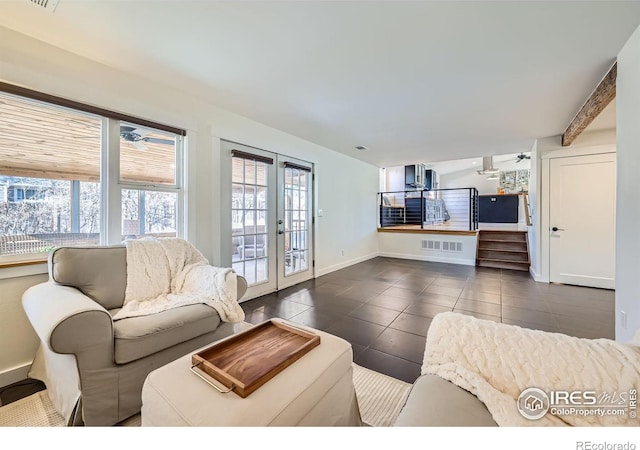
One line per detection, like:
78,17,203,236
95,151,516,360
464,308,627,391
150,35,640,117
439,158,531,195
616,24,640,342
0,27,380,385
379,232,477,266
385,166,406,193
0,273,48,386
527,141,542,280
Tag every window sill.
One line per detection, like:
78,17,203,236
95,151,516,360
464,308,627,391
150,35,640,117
0,257,48,280
0,258,47,269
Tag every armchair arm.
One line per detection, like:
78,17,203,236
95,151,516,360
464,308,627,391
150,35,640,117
237,275,248,301
22,282,114,359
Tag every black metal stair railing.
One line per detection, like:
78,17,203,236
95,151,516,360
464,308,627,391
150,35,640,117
378,187,479,231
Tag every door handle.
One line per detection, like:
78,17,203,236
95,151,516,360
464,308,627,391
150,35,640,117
278,230,284,235
551,227,565,232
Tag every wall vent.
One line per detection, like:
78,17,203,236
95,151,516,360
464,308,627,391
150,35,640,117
28,0,60,13
421,239,441,250
423,240,463,253
444,241,463,253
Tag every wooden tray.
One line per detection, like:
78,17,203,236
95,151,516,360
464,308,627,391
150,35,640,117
191,320,321,398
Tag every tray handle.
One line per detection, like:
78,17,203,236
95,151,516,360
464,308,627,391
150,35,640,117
190,362,235,394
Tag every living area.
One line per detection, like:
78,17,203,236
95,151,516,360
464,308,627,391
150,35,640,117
2,1,640,448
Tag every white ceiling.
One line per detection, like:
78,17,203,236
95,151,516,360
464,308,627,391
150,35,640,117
424,152,531,176
0,1,635,168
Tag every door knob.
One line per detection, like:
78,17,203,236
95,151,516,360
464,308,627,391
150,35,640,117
551,227,565,232
278,230,284,235
278,219,283,225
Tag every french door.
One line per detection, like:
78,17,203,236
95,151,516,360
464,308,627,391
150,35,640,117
221,140,314,300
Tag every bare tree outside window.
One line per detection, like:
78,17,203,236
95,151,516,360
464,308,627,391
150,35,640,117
0,176,100,255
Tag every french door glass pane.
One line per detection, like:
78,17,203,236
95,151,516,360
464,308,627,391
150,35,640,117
231,156,269,286
284,167,309,276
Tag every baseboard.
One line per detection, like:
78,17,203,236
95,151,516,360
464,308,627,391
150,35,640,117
0,362,32,388
378,251,476,266
316,252,380,277
529,266,540,281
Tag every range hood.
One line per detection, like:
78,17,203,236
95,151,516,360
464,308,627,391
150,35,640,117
477,156,499,175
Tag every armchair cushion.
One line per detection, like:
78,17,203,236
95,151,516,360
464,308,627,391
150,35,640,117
394,374,496,426
49,246,126,310
111,304,222,364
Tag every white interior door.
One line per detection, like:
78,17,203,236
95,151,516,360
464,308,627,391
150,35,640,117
276,155,314,289
221,141,314,300
549,153,616,289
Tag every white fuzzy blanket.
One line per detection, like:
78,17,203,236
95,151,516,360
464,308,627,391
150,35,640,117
112,237,245,323
421,312,640,426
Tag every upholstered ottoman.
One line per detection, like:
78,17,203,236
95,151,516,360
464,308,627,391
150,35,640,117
140,319,363,426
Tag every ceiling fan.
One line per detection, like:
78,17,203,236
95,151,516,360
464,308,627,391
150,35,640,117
120,125,174,150
515,152,531,163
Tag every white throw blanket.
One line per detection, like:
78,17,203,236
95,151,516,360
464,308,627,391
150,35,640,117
421,312,640,426
112,237,245,323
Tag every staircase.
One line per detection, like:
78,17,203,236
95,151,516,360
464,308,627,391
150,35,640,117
476,230,530,272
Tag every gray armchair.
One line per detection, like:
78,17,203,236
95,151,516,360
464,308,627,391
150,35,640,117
22,245,247,426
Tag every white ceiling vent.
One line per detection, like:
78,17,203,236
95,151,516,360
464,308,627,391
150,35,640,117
27,0,60,13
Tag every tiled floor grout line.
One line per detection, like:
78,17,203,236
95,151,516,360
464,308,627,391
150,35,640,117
243,257,614,384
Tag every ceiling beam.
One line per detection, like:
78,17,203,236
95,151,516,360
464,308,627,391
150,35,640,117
562,62,616,147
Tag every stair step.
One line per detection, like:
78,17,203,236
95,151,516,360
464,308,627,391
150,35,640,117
476,230,529,272
477,257,530,265
478,232,527,242
478,242,528,253
478,247,528,253
478,239,527,244
478,253,529,263
477,259,530,272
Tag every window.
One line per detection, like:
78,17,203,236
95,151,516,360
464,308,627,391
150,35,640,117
119,122,181,240
0,89,185,261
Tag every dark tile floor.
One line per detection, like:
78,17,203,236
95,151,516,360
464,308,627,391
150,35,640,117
1,256,615,407
242,257,615,384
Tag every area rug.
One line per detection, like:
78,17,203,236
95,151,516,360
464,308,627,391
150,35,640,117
0,390,65,427
0,363,410,427
352,363,411,427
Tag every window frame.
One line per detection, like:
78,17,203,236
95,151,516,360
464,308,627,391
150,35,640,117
0,89,186,264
